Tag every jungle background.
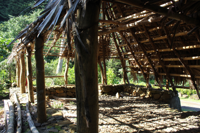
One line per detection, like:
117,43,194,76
0,0,197,98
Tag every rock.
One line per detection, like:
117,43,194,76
47,129,58,132
12,82,17,87
159,92,171,103
59,130,67,133
102,86,112,93
34,122,41,127
170,96,182,112
116,92,120,98
140,93,146,98
69,124,76,133
182,94,188,98
56,120,72,127
52,112,63,117
55,116,64,120
56,89,64,93
41,122,49,126
48,117,55,122
153,94,161,100
189,94,199,100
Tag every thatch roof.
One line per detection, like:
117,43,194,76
7,0,200,94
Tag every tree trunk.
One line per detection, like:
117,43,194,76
35,35,46,123
75,1,100,132
20,52,26,93
64,57,69,85
16,57,20,87
102,44,107,85
26,47,34,103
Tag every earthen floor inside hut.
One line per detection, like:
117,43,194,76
1,87,200,133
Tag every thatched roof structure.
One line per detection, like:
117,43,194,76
7,0,200,96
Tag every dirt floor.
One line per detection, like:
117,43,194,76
0,87,200,133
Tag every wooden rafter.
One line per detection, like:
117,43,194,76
163,26,200,97
129,28,162,88
119,31,147,81
142,25,175,91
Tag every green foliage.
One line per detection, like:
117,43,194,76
0,59,15,96
0,9,42,39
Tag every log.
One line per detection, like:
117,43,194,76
4,100,9,132
35,35,46,123
14,93,22,133
26,98,39,133
52,96,76,101
20,52,26,93
7,101,14,133
26,47,34,103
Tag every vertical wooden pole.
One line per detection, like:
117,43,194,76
16,57,20,87
98,59,104,84
26,46,34,103
35,35,46,123
75,1,100,132
102,43,107,85
146,68,150,88
166,79,169,91
20,52,26,93
64,57,69,85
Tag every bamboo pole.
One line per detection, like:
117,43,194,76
35,35,46,123
26,47,34,103
20,52,26,93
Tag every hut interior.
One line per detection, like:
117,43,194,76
8,0,200,96
5,0,200,131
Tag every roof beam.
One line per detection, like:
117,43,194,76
114,0,200,26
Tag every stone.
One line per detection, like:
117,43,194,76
153,94,161,100
47,129,58,132
102,86,112,93
56,120,72,127
69,124,76,133
170,96,182,112
140,93,146,97
56,89,64,93
52,112,63,117
182,94,188,98
34,122,41,127
59,130,67,133
48,117,55,122
116,92,120,98
41,122,49,126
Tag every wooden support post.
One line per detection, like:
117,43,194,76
146,68,150,88
16,57,20,87
64,57,69,85
98,59,104,84
26,46,34,103
35,35,46,123
20,52,26,93
102,42,107,85
75,1,100,132
166,79,169,91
